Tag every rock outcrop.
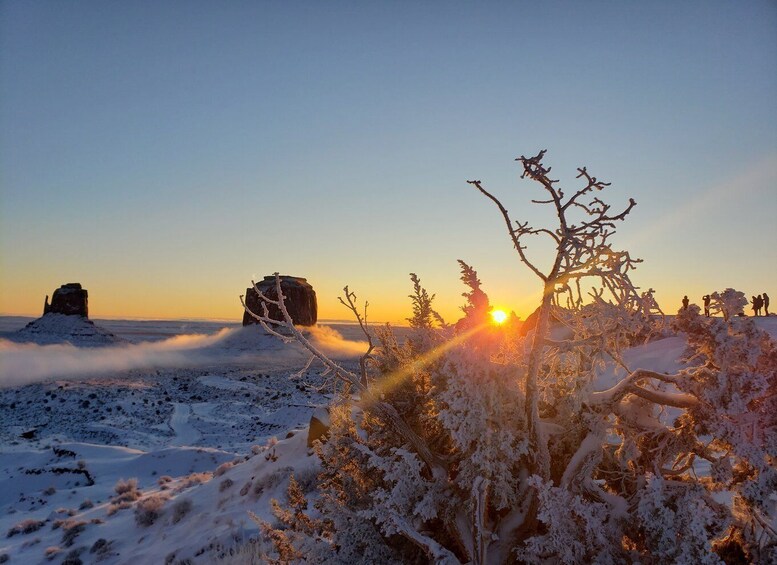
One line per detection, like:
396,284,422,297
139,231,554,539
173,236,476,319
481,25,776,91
242,276,317,327
307,407,330,447
44,283,89,317
10,283,120,346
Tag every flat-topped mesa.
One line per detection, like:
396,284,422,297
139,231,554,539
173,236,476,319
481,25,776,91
243,275,317,327
44,282,89,317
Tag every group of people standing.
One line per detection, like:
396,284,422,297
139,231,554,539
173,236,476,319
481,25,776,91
750,293,770,317
681,293,771,317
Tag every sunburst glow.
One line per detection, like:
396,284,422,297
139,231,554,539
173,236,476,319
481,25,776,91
491,309,508,324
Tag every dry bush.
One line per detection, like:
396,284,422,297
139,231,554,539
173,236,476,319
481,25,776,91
20,537,41,549
106,501,132,516
61,548,84,565
60,520,87,547
107,477,141,515
45,546,61,559
170,498,193,524
211,539,267,564
135,494,169,527
90,538,113,556
253,466,293,497
214,461,235,477
7,518,45,537
219,478,234,492
178,471,211,490
113,477,140,501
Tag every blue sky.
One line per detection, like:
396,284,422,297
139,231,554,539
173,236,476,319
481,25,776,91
1,1,775,322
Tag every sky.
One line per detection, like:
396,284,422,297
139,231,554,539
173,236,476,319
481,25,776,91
1,1,775,324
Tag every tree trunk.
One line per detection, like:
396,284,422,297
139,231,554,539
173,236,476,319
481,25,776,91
524,283,553,480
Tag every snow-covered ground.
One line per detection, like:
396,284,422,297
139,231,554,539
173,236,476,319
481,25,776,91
0,316,375,563
0,315,775,563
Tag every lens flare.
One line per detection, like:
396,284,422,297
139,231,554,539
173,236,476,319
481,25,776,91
491,309,508,324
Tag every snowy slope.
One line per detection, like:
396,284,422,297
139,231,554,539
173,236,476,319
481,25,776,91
8,314,123,347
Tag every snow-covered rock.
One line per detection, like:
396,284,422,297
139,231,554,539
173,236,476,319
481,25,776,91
9,313,122,346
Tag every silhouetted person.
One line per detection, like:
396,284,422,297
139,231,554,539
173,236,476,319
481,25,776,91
764,293,770,316
703,295,711,317
756,294,764,316
682,295,689,310
752,296,758,316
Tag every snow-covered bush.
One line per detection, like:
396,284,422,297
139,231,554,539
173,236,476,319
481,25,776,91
709,288,748,321
245,151,776,563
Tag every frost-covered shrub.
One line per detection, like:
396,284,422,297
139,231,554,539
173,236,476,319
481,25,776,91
636,475,726,564
710,288,748,321
292,466,319,495
248,153,777,563
518,476,622,564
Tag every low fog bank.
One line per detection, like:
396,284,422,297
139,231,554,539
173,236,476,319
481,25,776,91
0,325,369,388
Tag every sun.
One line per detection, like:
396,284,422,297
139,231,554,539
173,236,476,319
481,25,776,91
491,309,508,325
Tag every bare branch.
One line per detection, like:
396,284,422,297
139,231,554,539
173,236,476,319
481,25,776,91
467,180,547,281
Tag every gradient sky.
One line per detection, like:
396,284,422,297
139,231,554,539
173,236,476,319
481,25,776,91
1,1,776,324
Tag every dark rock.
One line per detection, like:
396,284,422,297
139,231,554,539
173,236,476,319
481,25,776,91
46,283,88,317
307,407,330,447
243,276,317,327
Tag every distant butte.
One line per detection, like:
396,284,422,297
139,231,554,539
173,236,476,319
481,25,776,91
10,282,120,346
243,276,317,327
44,282,89,317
